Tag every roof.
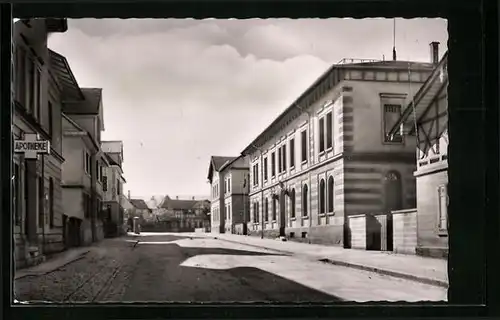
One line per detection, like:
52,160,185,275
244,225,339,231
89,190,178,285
45,19,68,33
159,196,209,211
388,51,449,137
207,156,238,181
104,152,119,166
218,155,246,172
130,199,149,210
48,49,85,101
62,88,102,115
241,59,435,155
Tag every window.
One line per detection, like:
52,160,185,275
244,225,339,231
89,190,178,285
256,202,260,223
326,112,333,149
35,67,41,121
27,57,34,114
272,197,277,221
319,179,326,214
224,180,227,193
290,188,296,218
319,118,325,153
271,152,276,177
438,184,448,231
16,47,26,106
13,163,21,225
328,176,334,213
96,161,100,181
282,145,287,172
290,138,295,168
48,101,53,139
302,184,309,216
253,163,259,186
383,104,403,143
38,176,44,227
49,178,54,227
278,147,282,173
264,198,269,221
301,130,308,163
85,152,90,174
228,178,231,193
116,179,120,195
228,204,231,220
263,157,268,181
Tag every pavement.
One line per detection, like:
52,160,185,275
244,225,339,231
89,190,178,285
193,232,449,288
13,232,447,303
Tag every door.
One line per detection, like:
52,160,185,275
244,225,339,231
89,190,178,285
279,191,286,237
384,171,402,251
62,215,68,249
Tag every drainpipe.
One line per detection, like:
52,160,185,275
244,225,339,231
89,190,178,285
251,143,265,239
294,103,314,243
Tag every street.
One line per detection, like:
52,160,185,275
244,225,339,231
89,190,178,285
14,233,447,303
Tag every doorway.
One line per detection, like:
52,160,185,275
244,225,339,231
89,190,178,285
279,191,286,237
384,170,403,252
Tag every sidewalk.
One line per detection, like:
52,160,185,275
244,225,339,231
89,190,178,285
14,236,133,280
208,233,448,288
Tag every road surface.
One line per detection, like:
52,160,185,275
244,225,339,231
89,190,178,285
14,233,447,303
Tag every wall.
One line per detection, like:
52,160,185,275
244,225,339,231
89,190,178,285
392,208,417,255
415,168,448,258
229,168,249,195
61,133,89,187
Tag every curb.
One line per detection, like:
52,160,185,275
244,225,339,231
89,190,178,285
215,236,448,289
15,250,90,280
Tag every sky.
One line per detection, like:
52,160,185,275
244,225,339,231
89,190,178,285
47,18,448,199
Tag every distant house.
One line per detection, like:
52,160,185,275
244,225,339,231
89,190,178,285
130,198,152,222
207,155,250,234
156,196,210,232
387,45,449,258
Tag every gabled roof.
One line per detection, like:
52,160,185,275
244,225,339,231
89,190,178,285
207,156,238,182
388,51,449,137
130,199,149,210
159,196,210,211
62,88,102,115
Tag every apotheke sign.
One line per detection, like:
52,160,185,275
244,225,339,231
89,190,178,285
14,133,50,159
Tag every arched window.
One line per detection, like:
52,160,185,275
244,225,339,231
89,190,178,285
319,179,326,214
384,170,403,212
290,188,296,218
265,198,269,221
302,184,309,217
328,176,334,213
272,197,277,221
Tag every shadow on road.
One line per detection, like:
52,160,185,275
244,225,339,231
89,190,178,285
120,241,342,303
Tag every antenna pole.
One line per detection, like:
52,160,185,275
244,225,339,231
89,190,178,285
392,18,397,61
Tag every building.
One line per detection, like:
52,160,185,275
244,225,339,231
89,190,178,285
101,140,126,237
61,86,106,244
155,196,210,232
207,156,250,234
129,198,152,226
12,19,69,269
242,51,437,249
387,44,448,258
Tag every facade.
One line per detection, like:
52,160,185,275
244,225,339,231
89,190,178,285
155,196,210,232
388,44,449,258
101,141,126,237
207,156,248,234
216,156,250,234
242,53,437,248
12,19,69,268
129,198,152,225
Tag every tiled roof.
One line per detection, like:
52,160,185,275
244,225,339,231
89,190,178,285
160,197,210,210
48,49,84,101
207,156,238,181
130,199,149,210
62,88,102,115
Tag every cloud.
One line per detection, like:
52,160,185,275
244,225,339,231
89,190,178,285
48,18,448,197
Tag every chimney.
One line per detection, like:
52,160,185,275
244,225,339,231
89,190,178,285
128,190,131,200
176,196,179,200
430,42,440,64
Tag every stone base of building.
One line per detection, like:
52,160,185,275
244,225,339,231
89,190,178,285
416,246,448,259
246,225,344,246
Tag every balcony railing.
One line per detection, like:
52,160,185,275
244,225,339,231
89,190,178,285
336,58,382,65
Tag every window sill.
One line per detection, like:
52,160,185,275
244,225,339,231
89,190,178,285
318,151,325,157
437,230,448,237
290,217,296,221
327,212,336,216
325,147,333,153
318,213,326,217
301,160,308,165
271,220,277,223
302,216,309,219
